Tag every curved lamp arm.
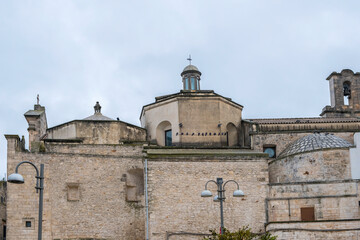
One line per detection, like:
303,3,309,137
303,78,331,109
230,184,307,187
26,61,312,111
223,179,240,190
15,161,40,177
14,161,40,192
204,180,217,190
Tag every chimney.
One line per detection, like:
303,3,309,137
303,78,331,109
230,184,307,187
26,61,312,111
24,104,47,151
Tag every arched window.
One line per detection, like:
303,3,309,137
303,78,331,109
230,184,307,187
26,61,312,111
343,81,351,105
156,121,172,146
226,123,238,147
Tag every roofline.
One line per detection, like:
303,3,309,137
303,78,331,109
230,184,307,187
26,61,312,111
326,69,360,80
246,117,360,124
47,119,145,131
140,90,244,120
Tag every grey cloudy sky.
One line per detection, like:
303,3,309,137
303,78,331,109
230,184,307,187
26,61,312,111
1,0,360,176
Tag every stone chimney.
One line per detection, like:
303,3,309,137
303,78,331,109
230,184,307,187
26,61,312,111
24,104,47,151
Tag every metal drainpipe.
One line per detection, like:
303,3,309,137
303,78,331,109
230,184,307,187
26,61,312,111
145,158,149,240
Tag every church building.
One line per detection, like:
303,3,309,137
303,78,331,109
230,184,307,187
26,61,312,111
5,63,360,240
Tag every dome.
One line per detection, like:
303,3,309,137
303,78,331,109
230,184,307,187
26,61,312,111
83,101,113,121
181,64,202,77
278,133,352,158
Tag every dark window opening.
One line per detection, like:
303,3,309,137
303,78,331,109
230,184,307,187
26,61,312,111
25,221,31,228
343,81,351,105
165,130,172,146
301,207,315,221
263,145,276,158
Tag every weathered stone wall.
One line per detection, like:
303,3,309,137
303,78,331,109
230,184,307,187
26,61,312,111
7,137,145,240
146,150,268,240
47,120,147,144
141,92,243,147
177,97,242,146
269,149,351,183
0,181,6,240
141,99,180,145
267,220,360,240
321,69,360,117
267,181,359,222
252,132,354,158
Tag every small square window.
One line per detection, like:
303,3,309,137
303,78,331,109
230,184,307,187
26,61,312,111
22,218,34,230
25,221,31,228
263,145,276,158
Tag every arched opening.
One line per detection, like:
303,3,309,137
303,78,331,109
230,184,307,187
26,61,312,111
226,123,238,147
156,121,172,146
343,81,351,106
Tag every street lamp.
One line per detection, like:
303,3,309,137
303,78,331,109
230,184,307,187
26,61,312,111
8,161,44,240
201,177,244,235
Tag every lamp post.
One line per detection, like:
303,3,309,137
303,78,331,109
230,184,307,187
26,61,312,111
201,177,244,235
8,161,44,240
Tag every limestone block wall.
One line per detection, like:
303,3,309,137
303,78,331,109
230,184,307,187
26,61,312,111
146,152,268,240
177,98,242,146
269,149,351,183
7,137,145,240
0,181,6,240
267,220,360,240
141,93,243,147
141,99,180,145
252,132,354,157
267,181,360,222
47,121,147,144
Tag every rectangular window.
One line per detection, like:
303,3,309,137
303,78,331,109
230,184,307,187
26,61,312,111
185,78,189,90
22,218,34,230
165,130,172,146
301,207,315,221
190,77,196,90
25,221,31,228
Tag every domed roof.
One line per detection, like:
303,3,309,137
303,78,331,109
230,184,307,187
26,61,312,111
278,133,352,158
83,101,113,121
181,64,202,76
183,64,199,72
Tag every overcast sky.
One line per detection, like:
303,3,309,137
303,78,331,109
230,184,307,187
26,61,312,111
1,0,360,177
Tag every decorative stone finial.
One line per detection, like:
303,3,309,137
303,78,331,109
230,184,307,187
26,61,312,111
94,101,101,114
37,94,39,105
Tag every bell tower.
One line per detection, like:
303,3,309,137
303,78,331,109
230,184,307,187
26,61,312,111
321,69,360,117
181,55,201,91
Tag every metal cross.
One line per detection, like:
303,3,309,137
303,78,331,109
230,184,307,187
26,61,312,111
187,55,192,65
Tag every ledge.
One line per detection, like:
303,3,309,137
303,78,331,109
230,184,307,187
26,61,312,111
144,148,268,158
267,218,360,225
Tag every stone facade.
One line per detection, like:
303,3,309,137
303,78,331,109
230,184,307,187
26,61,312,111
145,149,268,240
0,181,6,240
4,66,360,240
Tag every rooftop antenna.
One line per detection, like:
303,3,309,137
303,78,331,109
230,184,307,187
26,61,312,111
187,54,192,65
37,94,39,105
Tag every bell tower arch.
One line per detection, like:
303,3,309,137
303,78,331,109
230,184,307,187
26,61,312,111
321,69,360,117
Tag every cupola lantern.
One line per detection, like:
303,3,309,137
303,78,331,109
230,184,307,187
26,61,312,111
181,55,201,91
